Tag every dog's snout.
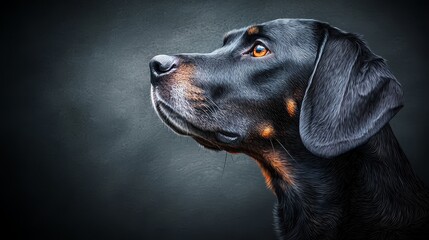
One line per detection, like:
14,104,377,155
150,55,178,84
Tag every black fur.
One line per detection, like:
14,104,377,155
150,19,429,239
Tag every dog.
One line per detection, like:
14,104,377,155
149,19,429,239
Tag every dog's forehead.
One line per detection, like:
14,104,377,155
223,18,317,42
261,18,316,33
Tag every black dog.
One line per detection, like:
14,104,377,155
150,19,429,239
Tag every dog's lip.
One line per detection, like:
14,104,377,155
215,131,240,144
156,102,207,137
155,101,242,146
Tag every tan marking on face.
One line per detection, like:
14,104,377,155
173,64,194,83
185,88,205,101
263,151,294,186
170,64,206,103
247,26,259,35
258,123,275,139
285,98,297,117
191,103,209,109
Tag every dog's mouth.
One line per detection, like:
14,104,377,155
154,101,242,149
156,101,206,137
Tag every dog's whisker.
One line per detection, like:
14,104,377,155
203,103,222,123
199,107,211,119
196,103,214,119
207,103,220,118
275,138,297,164
210,140,223,151
205,97,226,122
269,139,275,153
222,152,227,177
207,97,221,111
205,105,216,117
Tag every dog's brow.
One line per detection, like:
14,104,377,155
244,27,272,42
246,26,259,35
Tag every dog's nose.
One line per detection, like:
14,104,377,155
149,55,178,82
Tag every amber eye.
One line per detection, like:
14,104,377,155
251,44,269,57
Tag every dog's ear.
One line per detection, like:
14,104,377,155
299,26,403,158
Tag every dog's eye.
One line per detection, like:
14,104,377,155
251,44,269,57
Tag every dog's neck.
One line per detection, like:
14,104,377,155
250,124,429,239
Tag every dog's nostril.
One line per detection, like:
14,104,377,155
150,54,178,75
154,60,176,73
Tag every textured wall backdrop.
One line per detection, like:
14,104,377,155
5,0,428,239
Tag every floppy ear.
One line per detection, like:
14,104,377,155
299,26,404,158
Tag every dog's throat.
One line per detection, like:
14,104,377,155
251,144,345,239
252,148,296,192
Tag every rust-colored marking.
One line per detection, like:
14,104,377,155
259,124,275,139
192,102,208,109
285,98,297,117
256,161,273,191
185,87,205,101
247,26,259,35
264,151,294,186
172,64,195,88
171,64,206,103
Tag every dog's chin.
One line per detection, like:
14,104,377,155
154,101,242,149
156,101,206,136
192,136,222,151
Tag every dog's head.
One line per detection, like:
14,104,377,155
150,19,403,158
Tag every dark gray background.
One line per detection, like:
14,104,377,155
4,0,428,239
